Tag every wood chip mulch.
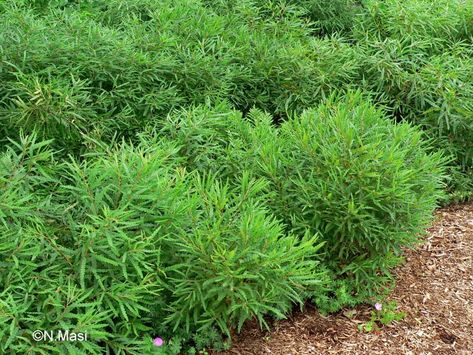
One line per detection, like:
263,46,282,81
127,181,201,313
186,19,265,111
220,202,473,354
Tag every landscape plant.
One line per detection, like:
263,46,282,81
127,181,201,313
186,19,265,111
358,301,406,333
0,133,325,354
0,0,470,353
150,92,447,310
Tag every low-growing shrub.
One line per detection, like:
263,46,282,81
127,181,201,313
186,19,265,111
154,104,234,172
266,93,447,293
0,134,182,353
356,0,473,51
0,0,467,352
164,172,325,337
1,73,95,150
351,0,473,198
292,0,363,35
0,133,325,354
357,38,473,199
204,0,362,36
0,1,364,154
156,93,447,303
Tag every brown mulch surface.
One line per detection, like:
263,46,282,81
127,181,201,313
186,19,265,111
221,202,473,354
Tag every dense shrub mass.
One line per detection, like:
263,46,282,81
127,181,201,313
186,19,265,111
204,0,363,35
273,94,447,304
0,0,326,147
154,93,446,305
355,0,473,198
0,0,468,353
0,134,325,353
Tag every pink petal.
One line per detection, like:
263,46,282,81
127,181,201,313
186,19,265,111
153,337,164,347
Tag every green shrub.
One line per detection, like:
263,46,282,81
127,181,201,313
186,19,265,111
1,73,95,150
291,0,362,35
352,1,472,199
157,94,447,297
0,1,364,154
265,93,443,286
271,93,446,289
287,91,447,299
407,52,473,200
357,37,429,113
0,134,180,353
164,172,325,337
155,101,246,174
356,0,473,51
204,0,362,35
0,0,467,352
357,38,473,199
407,53,473,162
0,133,325,353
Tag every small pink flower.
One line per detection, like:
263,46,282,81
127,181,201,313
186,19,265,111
153,337,164,347
374,303,382,311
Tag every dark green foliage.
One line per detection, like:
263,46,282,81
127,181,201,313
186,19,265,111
204,0,362,35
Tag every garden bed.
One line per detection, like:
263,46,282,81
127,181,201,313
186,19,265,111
1,2,472,353
222,202,473,354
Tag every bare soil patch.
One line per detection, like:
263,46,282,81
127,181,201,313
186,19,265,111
221,202,473,354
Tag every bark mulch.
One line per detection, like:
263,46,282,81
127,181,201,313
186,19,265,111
220,202,473,354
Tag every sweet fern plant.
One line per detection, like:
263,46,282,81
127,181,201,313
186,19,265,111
0,0,468,352
257,92,447,297
0,133,326,353
154,93,447,307
164,172,325,337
